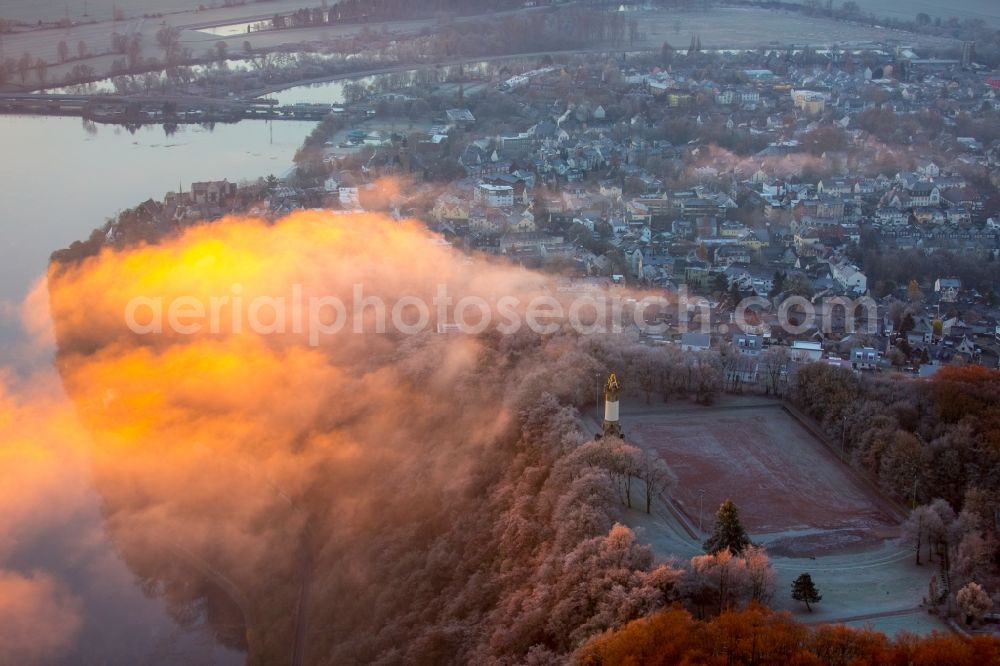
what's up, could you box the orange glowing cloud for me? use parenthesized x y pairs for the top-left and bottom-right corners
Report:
(0, 192), (719, 666)
(38, 210), (561, 660)
(47, 210), (563, 353)
(32, 208), (661, 662)
(0, 372), (93, 664)
(0, 570), (82, 665)
(0, 373), (92, 559)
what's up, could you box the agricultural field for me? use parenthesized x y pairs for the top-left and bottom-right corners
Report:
(0, 0), (328, 25)
(2, 4), (964, 92)
(788, 0), (1000, 27)
(633, 7), (961, 50)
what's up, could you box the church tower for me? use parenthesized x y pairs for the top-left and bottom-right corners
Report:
(602, 372), (622, 438)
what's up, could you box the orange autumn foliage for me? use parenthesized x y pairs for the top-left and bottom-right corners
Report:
(578, 604), (1000, 665)
(931, 365), (1000, 446)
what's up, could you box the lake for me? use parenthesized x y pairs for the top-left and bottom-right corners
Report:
(264, 78), (355, 105)
(0, 115), (316, 306)
(1, 64), (473, 315)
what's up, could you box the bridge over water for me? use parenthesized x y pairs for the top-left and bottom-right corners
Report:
(0, 92), (345, 123)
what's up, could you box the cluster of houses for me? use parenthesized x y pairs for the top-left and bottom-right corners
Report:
(119, 43), (1000, 378)
(541, 270), (1000, 385)
(372, 49), (1000, 374)
(408, 53), (999, 268)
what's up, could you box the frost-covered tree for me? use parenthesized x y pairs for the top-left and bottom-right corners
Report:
(953, 532), (990, 589)
(743, 545), (776, 604)
(903, 504), (933, 565)
(928, 498), (958, 556)
(576, 438), (643, 509)
(638, 449), (675, 515)
(686, 549), (749, 616)
(759, 346), (788, 397)
(956, 582), (993, 626)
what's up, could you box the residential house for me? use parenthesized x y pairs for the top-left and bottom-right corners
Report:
(908, 181), (941, 207)
(934, 277), (962, 302)
(906, 317), (935, 346)
(475, 183), (514, 208)
(831, 262), (868, 293)
(734, 333), (764, 356)
(681, 332), (712, 352)
(338, 174), (360, 209)
(191, 180), (237, 206)
(790, 340), (823, 362)
(432, 193), (470, 223)
(445, 108), (476, 128)
(850, 346), (880, 371)
(739, 230), (766, 253)
(500, 132), (534, 157)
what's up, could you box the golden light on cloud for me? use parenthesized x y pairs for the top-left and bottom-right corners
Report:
(0, 197), (748, 666)
(37, 209), (555, 661)
(0, 370), (92, 665)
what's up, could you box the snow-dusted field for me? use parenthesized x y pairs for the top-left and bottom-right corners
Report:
(617, 398), (947, 635)
(629, 501), (948, 633)
(629, 403), (900, 555)
(769, 539), (945, 630)
(789, 0), (1000, 28)
(4, 4), (963, 92)
(635, 7), (960, 50)
(842, 609), (949, 636)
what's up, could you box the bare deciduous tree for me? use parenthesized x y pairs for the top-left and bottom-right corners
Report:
(33, 58), (47, 85)
(16, 52), (31, 83)
(903, 505), (932, 565)
(638, 449), (675, 515)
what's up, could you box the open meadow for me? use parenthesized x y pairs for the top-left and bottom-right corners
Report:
(634, 6), (960, 49)
(608, 398), (947, 633)
(628, 402), (902, 555)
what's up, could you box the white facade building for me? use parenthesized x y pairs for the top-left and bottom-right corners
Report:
(831, 262), (868, 293)
(475, 183), (514, 208)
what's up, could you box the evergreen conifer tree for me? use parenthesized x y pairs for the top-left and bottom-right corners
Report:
(791, 573), (822, 611)
(703, 499), (752, 555)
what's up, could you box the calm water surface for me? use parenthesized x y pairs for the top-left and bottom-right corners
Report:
(0, 116), (316, 304)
